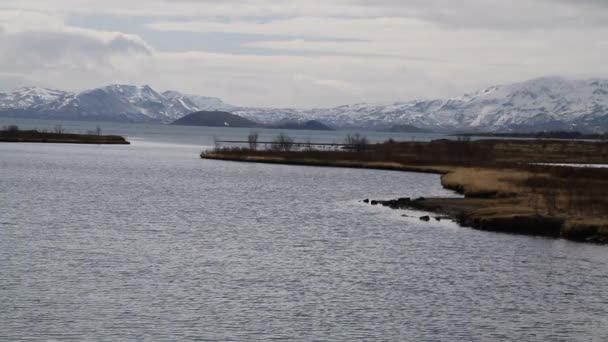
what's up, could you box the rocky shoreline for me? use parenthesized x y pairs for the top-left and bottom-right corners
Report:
(367, 196), (607, 244)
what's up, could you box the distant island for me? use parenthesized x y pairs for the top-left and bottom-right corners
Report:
(0, 126), (130, 144)
(172, 111), (334, 131)
(380, 124), (433, 133)
(172, 111), (261, 128)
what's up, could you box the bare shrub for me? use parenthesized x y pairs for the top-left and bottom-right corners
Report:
(344, 133), (369, 152)
(248, 131), (259, 151)
(272, 132), (294, 152)
(1, 125), (19, 132)
(304, 137), (314, 151)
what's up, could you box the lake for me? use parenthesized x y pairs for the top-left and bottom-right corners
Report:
(1, 119), (608, 341)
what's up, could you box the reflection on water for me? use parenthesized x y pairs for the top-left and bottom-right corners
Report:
(1, 127), (608, 341)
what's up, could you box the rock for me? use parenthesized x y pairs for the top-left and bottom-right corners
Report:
(420, 216), (431, 222)
(435, 217), (441, 221)
(396, 197), (411, 206)
(370, 200), (379, 205)
(382, 200), (398, 208)
(363, 199), (370, 203)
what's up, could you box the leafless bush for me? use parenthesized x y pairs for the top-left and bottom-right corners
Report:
(248, 131), (259, 151)
(1, 125), (19, 132)
(304, 137), (314, 151)
(344, 133), (369, 152)
(272, 132), (294, 152)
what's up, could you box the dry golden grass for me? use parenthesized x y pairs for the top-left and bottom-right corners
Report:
(466, 205), (537, 219)
(441, 167), (532, 196)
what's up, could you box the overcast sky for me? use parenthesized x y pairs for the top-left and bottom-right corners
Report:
(1, 0), (607, 107)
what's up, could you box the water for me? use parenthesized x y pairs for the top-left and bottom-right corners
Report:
(0, 117), (447, 147)
(1, 119), (608, 341)
(532, 163), (608, 169)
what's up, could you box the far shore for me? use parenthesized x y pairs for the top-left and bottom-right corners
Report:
(201, 138), (608, 244)
(0, 126), (130, 145)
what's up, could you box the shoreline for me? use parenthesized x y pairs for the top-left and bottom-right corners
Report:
(0, 129), (130, 145)
(200, 153), (450, 174)
(202, 152), (608, 244)
(0, 138), (130, 144)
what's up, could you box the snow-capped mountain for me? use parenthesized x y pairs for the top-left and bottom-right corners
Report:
(1, 77), (608, 132)
(233, 77), (608, 132)
(0, 85), (233, 123)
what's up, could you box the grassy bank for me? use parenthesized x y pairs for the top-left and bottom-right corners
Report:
(0, 126), (130, 144)
(202, 138), (608, 244)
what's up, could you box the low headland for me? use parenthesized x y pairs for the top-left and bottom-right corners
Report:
(202, 134), (608, 244)
(172, 111), (334, 131)
(0, 125), (130, 144)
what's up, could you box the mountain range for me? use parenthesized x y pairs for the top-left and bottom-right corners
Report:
(2, 77), (608, 132)
(0, 85), (233, 123)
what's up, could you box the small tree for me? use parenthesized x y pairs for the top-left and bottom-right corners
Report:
(304, 137), (314, 151)
(212, 135), (221, 152)
(248, 131), (259, 151)
(457, 135), (471, 142)
(344, 133), (369, 153)
(273, 132), (294, 152)
(54, 125), (64, 134)
(2, 125), (19, 132)
(96, 126), (102, 136)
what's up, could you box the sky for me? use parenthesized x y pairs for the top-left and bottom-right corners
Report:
(1, 0), (608, 108)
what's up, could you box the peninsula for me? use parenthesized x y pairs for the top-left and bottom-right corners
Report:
(202, 137), (608, 244)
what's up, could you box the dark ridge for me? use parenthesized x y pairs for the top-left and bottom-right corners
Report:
(172, 111), (261, 128)
(270, 120), (335, 131)
(380, 124), (434, 133)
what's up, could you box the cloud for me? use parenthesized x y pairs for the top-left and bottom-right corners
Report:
(1, 2), (608, 107)
(139, 51), (449, 107)
(4, 0), (608, 29)
(0, 10), (151, 90)
(146, 17), (433, 41)
(145, 15), (608, 73)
